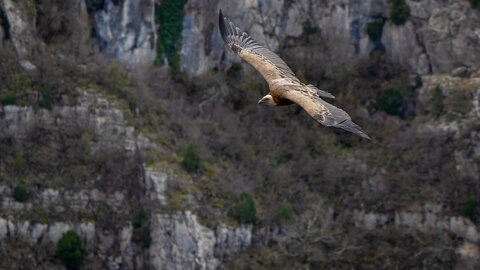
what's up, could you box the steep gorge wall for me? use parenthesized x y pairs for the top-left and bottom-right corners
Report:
(93, 0), (156, 65)
(1, 0), (479, 74)
(0, 0), (156, 66)
(1, 0), (480, 269)
(0, 0), (480, 75)
(180, 0), (480, 75)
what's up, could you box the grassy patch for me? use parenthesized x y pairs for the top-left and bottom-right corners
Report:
(12, 154), (26, 174)
(277, 202), (294, 221)
(168, 189), (186, 210)
(445, 89), (472, 116)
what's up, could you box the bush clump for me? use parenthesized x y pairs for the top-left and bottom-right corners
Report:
(235, 192), (256, 224)
(132, 210), (151, 248)
(462, 197), (478, 222)
(182, 142), (200, 173)
(56, 230), (86, 270)
(227, 63), (242, 77)
(155, 0), (188, 75)
(39, 86), (53, 110)
(13, 186), (28, 202)
(430, 85), (444, 117)
(376, 87), (410, 116)
(277, 202), (294, 221)
(367, 18), (386, 42)
(302, 20), (318, 35)
(12, 153), (26, 173)
(390, 0), (410, 25)
(1, 94), (17, 106)
(470, 0), (480, 8)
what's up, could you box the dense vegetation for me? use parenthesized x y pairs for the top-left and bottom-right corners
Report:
(154, 0), (188, 74)
(56, 230), (85, 270)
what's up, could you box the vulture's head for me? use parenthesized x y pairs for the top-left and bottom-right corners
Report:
(258, 94), (277, 106)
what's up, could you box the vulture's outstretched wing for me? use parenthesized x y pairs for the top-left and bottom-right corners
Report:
(219, 10), (369, 139)
(219, 10), (297, 82)
(284, 86), (370, 139)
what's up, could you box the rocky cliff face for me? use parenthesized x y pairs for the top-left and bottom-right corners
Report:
(1, 0), (480, 269)
(0, 89), (256, 269)
(93, 0), (157, 65)
(2, 0), (479, 74)
(0, 0), (156, 66)
(180, 0), (480, 75)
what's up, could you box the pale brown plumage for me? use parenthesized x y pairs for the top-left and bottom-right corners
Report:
(219, 10), (370, 139)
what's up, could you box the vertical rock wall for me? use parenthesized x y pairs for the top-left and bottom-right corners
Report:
(179, 0), (480, 75)
(93, 0), (156, 65)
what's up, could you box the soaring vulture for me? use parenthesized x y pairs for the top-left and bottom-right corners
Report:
(219, 10), (370, 139)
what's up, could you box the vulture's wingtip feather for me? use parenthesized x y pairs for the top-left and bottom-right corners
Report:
(336, 120), (371, 140)
(219, 9), (227, 42)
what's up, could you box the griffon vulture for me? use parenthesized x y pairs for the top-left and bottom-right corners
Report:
(219, 10), (370, 139)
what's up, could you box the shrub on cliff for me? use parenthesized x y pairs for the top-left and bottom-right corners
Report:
(132, 210), (151, 248)
(470, 0), (480, 8)
(430, 85), (444, 117)
(182, 142), (200, 173)
(56, 230), (85, 270)
(155, 0), (188, 75)
(12, 153), (26, 173)
(376, 87), (410, 116)
(235, 193), (256, 224)
(463, 197), (478, 222)
(1, 94), (17, 106)
(390, 0), (410, 25)
(13, 186), (28, 202)
(39, 86), (53, 110)
(277, 202), (294, 221)
(367, 18), (386, 42)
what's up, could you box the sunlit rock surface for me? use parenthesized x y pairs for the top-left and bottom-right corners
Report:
(0, 0), (38, 56)
(93, 0), (156, 65)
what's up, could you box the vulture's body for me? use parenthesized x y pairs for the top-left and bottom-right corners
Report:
(219, 10), (370, 139)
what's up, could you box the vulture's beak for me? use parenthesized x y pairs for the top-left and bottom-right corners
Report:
(258, 99), (265, 104)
